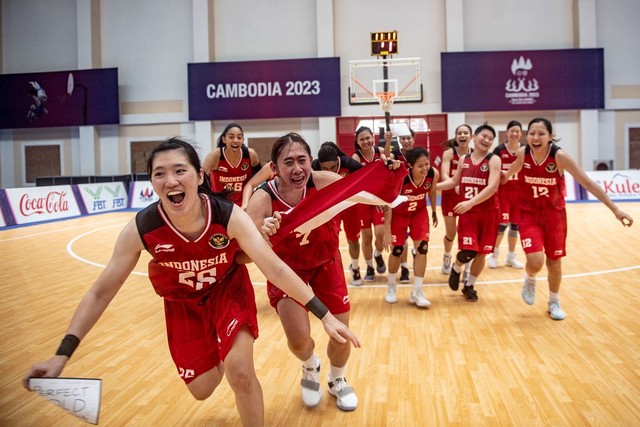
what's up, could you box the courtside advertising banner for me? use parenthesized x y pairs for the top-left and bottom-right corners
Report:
(129, 181), (159, 209)
(4, 186), (81, 225)
(188, 57), (341, 120)
(0, 68), (119, 129)
(585, 170), (640, 201)
(441, 49), (604, 112)
(76, 182), (129, 213)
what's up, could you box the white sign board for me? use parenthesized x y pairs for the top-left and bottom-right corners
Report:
(4, 186), (82, 224)
(584, 170), (640, 201)
(28, 377), (102, 424)
(76, 182), (128, 213)
(129, 181), (159, 209)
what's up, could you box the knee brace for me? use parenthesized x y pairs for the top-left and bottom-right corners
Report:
(456, 249), (477, 264)
(509, 223), (519, 238)
(498, 223), (509, 233)
(392, 245), (404, 257)
(416, 241), (429, 255)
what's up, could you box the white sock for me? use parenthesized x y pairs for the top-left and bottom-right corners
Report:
(388, 274), (397, 285)
(401, 262), (409, 269)
(466, 274), (477, 287)
(549, 291), (559, 303)
(373, 249), (381, 257)
(526, 274), (536, 284)
(351, 259), (359, 270)
(366, 259), (373, 267)
(329, 365), (346, 382)
(413, 277), (423, 291)
(302, 353), (320, 370)
(452, 263), (461, 273)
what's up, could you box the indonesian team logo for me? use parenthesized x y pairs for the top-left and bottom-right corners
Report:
(505, 56), (540, 106)
(209, 233), (230, 249)
(480, 163), (489, 172)
(241, 162), (249, 171)
(546, 163), (558, 173)
(424, 182), (432, 189)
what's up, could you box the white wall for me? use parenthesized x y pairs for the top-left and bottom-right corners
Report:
(1, 0), (639, 188)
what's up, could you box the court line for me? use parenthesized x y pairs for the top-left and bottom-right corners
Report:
(65, 224), (640, 285)
(0, 217), (128, 243)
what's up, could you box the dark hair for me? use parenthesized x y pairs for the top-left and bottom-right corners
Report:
(527, 117), (559, 143)
(405, 146), (430, 166)
(474, 122), (496, 137)
(217, 123), (244, 148)
(506, 120), (522, 131)
(146, 137), (213, 195)
(354, 126), (374, 151)
(442, 124), (473, 148)
(317, 141), (347, 163)
(271, 132), (312, 164)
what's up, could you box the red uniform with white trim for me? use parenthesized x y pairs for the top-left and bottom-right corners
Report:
(391, 168), (436, 245)
(259, 177), (350, 314)
(353, 148), (385, 228)
(518, 144), (567, 259)
(209, 145), (253, 205)
(441, 147), (471, 217)
(456, 153), (500, 254)
(136, 194), (258, 384)
(494, 142), (523, 224)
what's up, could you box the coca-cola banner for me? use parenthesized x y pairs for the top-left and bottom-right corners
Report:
(4, 186), (82, 225)
(584, 170), (640, 201)
(188, 57), (341, 121)
(0, 68), (119, 129)
(75, 182), (129, 214)
(441, 48), (604, 112)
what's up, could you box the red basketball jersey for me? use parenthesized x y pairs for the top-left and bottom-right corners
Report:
(210, 145), (253, 205)
(494, 143), (522, 192)
(520, 144), (566, 211)
(394, 167), (436, 217)
(136, 194), (246, 301)
(459, 153), (499, 212)
(260, 177), (340, 271)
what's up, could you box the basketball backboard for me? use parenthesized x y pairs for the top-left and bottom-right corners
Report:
(348, 57), (423, 105)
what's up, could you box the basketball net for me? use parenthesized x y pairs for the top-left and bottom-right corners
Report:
(376, 92), (395, 113)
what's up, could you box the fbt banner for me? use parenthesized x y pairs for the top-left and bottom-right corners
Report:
(441, 48), (604, 112)
(0, 68), (119, 129)
(584, 170), (640, 201)
(3, 186), (82, 225)
(188, 57), (341, 121)
(76, 182), (128, 213)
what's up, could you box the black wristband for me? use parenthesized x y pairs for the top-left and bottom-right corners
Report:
(56, 334), (80, 358)
(305, 296), (329, 320)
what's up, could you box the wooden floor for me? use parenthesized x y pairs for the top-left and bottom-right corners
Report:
(1, 202), (639, 426)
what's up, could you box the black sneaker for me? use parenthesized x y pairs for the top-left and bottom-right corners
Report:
(374, 254), (386, 274)
(350, 266), (362, 286)
(462, 285), (478, 302)
(448, 268), (461, 291)
(364, 266), (375, 281)
(399, 266), (410, 283)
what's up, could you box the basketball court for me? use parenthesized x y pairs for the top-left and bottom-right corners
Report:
(1, 202), (639, 426)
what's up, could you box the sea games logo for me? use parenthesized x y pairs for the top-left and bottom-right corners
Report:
(19, 191), (70, 216)
(505, 56), (539, 106)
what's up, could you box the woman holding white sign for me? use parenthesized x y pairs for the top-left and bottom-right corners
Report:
(23, 138), (359, 427)
(503, 117), (633, 320)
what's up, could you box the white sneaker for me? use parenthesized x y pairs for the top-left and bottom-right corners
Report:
(548, 301), (566, 320)
(487, 253), (498, 269)
(505, 254), (524, 269)
(408, 289), (431, 308)
(442, 254), (452, 274)
(328, 377), (358, 411)
(521, 277), (536, 305)
(301, 361), (322, 407)
(385, 283), (397, 304)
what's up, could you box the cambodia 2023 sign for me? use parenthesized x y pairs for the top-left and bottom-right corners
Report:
(441, 48), (604, 112)
(0, 68), (119, 129)
(188, 57), (341, 121)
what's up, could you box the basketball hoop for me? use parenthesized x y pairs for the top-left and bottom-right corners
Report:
(376, 92), (396, 113)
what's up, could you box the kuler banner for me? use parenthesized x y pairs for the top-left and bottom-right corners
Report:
(188, 57), (341, 121)
(441, 48), (604, 112)
(0, 68), (119, 129)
